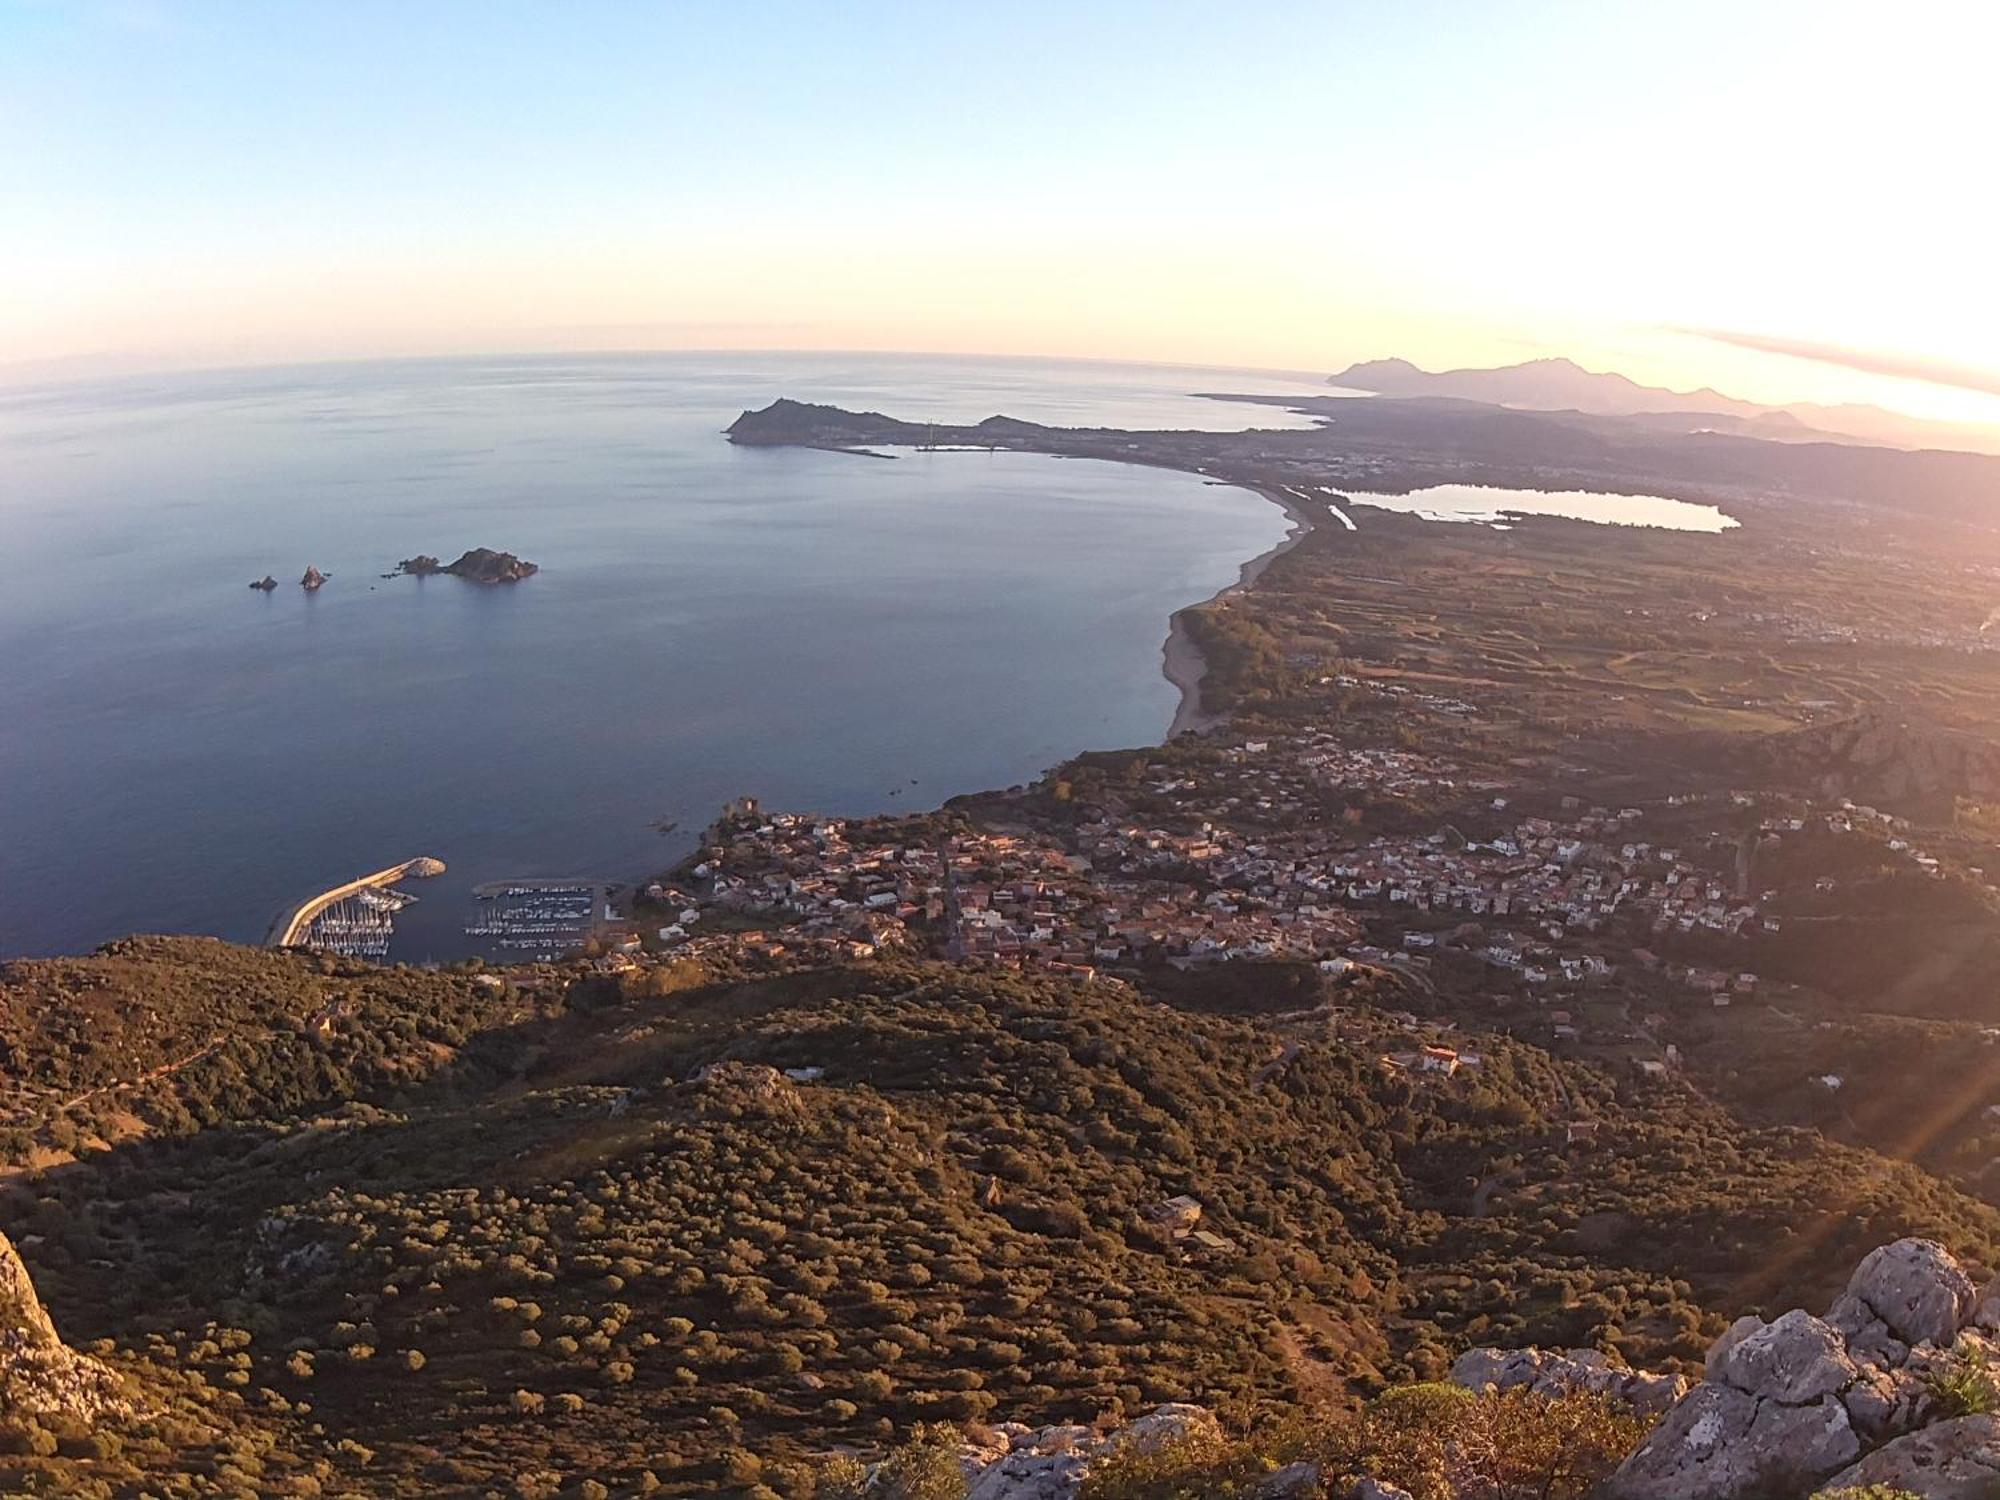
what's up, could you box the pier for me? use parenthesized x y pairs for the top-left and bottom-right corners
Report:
(269, 856), (447, 950)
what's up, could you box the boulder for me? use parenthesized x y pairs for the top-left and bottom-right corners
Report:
(1350, 1481), (1415, 1500)
(966, 1449), (1089, 1500)
(1605, 1382), (1860, 1500)
(1841, 1239), (1976, 1349)
(1109, 1403), (1221, 1456)
(1622, 1369), (1696, 1418)
(1706, 1314), (1766, 1380)
(1708, 1310), (1859, 1404)
(1813, 1413), (2000, 1498)
(1827, 1292), (1914, 1368)
(1970, 1276), (2000, 1337)
(1838, 1359), (1932, 1444)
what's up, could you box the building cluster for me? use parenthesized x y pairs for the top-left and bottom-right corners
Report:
(636, 724), (1800, 1004)
(1316, 807), (1771, 939)
(636, 726), (1815, 996)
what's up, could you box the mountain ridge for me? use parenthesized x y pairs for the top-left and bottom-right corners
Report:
(1330, 355), (2000, 455)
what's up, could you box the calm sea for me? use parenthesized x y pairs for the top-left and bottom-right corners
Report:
(0, 352), (1318, 958)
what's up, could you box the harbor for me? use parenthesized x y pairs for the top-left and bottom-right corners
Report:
(268, 856), (447, 955)
(463, 879), (616, 960)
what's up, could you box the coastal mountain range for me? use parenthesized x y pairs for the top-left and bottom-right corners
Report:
(1330, 355), (2000, 455)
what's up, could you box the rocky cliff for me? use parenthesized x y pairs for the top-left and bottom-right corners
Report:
(0, 1228), (128, 1425)
(1757, 711), (2000, 810)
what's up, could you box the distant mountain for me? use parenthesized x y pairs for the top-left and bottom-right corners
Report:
(1334, 356), (1767, 420)
(1331, 356), (2000, 455)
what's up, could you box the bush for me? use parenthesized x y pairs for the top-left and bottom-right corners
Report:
(871, 1422), (967, 1500)
(1926, 1340), (2000, 1417)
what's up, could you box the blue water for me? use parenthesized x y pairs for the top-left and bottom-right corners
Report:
(0, 352), (1312, 957)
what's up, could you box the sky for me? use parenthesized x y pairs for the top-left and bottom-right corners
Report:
(5, 0), (1999, 425)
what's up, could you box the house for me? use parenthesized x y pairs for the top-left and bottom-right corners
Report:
(1143, 1195), (1204, 1238)
(1417, 1045), (1461, 1076)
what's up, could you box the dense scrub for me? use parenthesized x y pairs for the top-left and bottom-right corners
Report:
(5, 953), (1999, 1494)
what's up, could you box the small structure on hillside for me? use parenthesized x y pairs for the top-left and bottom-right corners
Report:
(1142, 1195), (1204, 1238)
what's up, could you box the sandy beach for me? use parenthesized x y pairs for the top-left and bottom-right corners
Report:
(1163, 481), (1319, 738)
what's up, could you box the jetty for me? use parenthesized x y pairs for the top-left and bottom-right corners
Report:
(269, 856), (447, 949)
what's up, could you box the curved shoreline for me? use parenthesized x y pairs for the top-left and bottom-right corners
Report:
(1163, 482), (1317, 738)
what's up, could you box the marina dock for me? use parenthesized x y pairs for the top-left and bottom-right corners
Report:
(269, 856), (447, 951)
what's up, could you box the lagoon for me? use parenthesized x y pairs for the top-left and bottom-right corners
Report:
(1345, 482), (1737, 532)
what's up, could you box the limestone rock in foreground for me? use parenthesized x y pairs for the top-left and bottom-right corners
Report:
(0, 1229), (130, 1424)
(1606, 1236), (1982, 1500)
(1607, 1382), (1860, 1500)
(1845, 1238), (1979, 1348)
(1707, 1309), (1859, 1405)
(1813, 1413), (2000, 1498)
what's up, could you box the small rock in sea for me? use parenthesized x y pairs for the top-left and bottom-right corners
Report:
(249, 575), (278, 591)
(300, 567), (326, 590)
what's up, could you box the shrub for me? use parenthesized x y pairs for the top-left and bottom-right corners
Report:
(871, 1422), (967, 1500)
(1449, 1389), (1651, 1500)
(811, 1455), (869, 1500)
(1926, 1341), (2000, 1418)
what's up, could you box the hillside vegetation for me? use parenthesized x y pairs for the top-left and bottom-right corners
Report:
(3, 950), (1997, 1495)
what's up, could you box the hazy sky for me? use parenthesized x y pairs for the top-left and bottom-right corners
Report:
(5, 0), (1997, 421)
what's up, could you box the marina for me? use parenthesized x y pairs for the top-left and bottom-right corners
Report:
(268, 857), (447, 954)
(464, 880), (615, 960)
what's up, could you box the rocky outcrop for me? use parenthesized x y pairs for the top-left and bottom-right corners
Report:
(393, 548), (538, 582)
(300, 566), (326, 590)
(1756, 710), (2000, 809)
(961, 1405), (1221, 1500)
(1815, 1414), (2000, 1498)
(0, 1229), (130, 1423)
(1841, 1238), (1978, 1348)
(249, 574), (278, 591)
(1449, 1344), (1688, 1416)
(1606, 1237), (1987, 1500)
(1706, 1310), (1859, 1406)
(1608, 1383), (1860, 1500)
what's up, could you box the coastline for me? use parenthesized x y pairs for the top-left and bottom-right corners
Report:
(1163, 481), (1317, 738)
